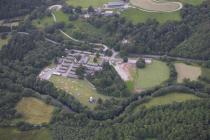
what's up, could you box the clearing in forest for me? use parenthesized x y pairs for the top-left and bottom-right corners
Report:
(50, 75), (110, 109)
(130, 0), (182, 12)
(0, 127), (52, 140)
(142, 92), (200, 108)
(16, 97), (54, 125)
(127, 60), (170, 92)
(175, 63), (201, 83)
(0, 36), (9, 49)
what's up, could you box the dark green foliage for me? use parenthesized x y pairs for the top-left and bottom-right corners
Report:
(76, 65), (86, 79)
(136, 58), (145, 68)
(88, 63), (130, 97)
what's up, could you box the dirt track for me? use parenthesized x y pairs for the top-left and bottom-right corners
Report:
(130, 0), (182, 12)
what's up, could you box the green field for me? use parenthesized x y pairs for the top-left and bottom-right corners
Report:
(121, 8), (181, 24)
(66, 0), (114, 8)
(175, 63), (201, 83)
(50, 75), (110, 109)
(0, 37), (9, 49)
(142, 92), (200, 108)
(165, 0), (205, 5)
(0, 127), (52, 140)
(201, 67), (210, 79)
(128, 60), (170, 91)
(33, 16), (54, 28)
(16, 97), (54, 125)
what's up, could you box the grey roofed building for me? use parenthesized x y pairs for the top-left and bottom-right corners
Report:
(106, 1), (125, 8)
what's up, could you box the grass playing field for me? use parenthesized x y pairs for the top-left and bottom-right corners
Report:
(121, 8), (181, 24)
(0, 127), (52, 140)
(66, 0), (114, 8)
(50, 75), (110, 109)
(128, 60), (170, 91)
(175, 63), (201, 83)
(142, 92), (200, 108)
(16, 97), (54, 125)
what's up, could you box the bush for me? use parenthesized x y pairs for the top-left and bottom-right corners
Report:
(136, 58), (145, 68)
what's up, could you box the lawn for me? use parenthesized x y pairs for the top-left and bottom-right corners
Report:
(16, 97), (54, 125)
(66, 0), (114, 8)
(128, 60), (170, 91)
(142, 92), (200, 108)
(121, 8), (181, 24)
(50, 75), (110, 109)
(0, 127), (52, 140)
(175, 63), (201, 83)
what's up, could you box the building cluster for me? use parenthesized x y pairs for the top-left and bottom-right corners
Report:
(56, 49), (105, 79)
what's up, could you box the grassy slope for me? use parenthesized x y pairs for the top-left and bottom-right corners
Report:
(121, 8), (181, 24)
(143, 92), (200, 108)
(33, 16), (54, 28)
(66, 0), (114, 8)
(130, 60), (169, 90)
(201, 67), (210, 79)
(0, 128), (52, 140)
(16, 97), (54, 125)
(175, 63), (201, 83)
(50, 75), (110, 109)
(0, 37), (9, 49)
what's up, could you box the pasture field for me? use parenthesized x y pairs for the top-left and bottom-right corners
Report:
(129, 60), (169, 91)
(50, 75), (110, 109)
(66, 0), (113, 8)
(130, 0), (182, 12)
(16, 97), (54, 125)
(121, 8), (181, 24)
(0, 127), (52, 140)
(175, 63), (201, 83)
(142, 92), (200, 108)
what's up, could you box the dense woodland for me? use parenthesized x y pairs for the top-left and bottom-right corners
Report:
(0, 0), (59, 19)
(88, 63), (130, 97)
(0, 0), (210, 140)
(85, 1), (210, 60)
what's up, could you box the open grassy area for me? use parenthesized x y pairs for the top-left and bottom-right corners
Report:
(16, 97), (54, 125)
(128, 60), (169, 91)
(121, 8), (181, 24)
(0, 127), (52, 140)
(66, 0), (114, 8)
(0, 37), (9, 49)
(165, 0), (205, 5)
(142, 92), (200, 108)
(175, 63), (201, 83)
(201, 67), (210, 79)
(50, 75), (110, 109)
(33, 16), (54, 28)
